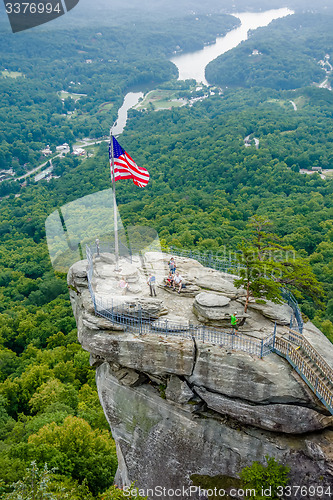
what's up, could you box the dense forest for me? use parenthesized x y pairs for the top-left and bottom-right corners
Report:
(0, 13), (238, 175)
(1, 83), (333, 494)
(1, 3), (333, 497)
(206, 12), (333, 90)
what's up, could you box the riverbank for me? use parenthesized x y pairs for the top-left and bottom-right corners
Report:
(171, 8), (294, 84)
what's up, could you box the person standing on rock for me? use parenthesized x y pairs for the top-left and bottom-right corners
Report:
(230, 312), (239, 334)
(168, 257), (176, 274)
(147, 274), (157, 297)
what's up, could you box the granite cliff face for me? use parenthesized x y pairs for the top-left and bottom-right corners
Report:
(68, 253), (333, 499)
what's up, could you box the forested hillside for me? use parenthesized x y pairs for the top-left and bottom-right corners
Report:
(0, 13), (237, 176)
(206, 13), (333, 89)
(1, 4), (333, 497)
(0, 11), (239, 498)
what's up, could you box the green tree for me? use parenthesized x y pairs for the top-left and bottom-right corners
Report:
(240, 456), (290, 499)
(3, 461), (57, 500)
(27, 416), (117, 495)
(28, 379), (78, 414)
(100, 483), (148, 500)
(235, 243), (282, 313)
(234, 216), (324, 313)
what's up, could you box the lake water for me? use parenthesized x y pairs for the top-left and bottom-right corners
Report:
(170, 8), (294, 84)
(113, 8), (294, 134)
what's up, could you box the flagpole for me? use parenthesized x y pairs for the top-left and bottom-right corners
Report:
(110, 128), (120, 272)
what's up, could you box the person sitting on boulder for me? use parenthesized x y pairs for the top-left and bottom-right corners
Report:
(230, 312), (239, 334)
(118, 277), (129, 295)
(173, 272), (183, 294)
(165, 271), (174, 288)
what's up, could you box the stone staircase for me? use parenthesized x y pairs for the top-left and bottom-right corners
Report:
(274, 329), (333, 415)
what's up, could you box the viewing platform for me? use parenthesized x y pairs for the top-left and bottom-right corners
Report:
(68, 243), (333, 415)
(68, 247), (333, 492)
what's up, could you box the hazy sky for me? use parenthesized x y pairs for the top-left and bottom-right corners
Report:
(75, 0), (331, 14)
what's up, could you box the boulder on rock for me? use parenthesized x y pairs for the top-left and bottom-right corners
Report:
(68, 254), (333, 495)
(187, 269), (245, 298)
(240, 299), (293, 325)
(193, 293), (246, 326)
(195, 292), (231, 308)
(165, 375), (194, 404)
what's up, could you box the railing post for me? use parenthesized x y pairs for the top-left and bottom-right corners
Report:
(273, 322), (277, 351)
(137, 305), (141, 335)
(328, 394), (332, 408)
(260, 339), (264, 358)
(314, 377), (319, 394)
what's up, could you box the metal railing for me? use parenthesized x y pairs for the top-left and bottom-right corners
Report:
(274, 336), (333, 415)
(281, 289), (304, 334)
(284, 329), (333, 385)
(169, 246), (243, 274)
(94, 297), (273, 358)
(86, 243), (333, 411)
(86, 244), (274, 358)
(169, 246), (303, 334)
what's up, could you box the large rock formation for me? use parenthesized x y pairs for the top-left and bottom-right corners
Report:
(68, 253), (333, 499)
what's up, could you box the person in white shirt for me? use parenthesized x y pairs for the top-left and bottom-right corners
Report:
(173, 272), (183, 294)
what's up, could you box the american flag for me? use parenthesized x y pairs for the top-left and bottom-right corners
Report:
(109, 136), (150, 188)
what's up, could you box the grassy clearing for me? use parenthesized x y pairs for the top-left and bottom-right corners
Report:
(266, 98), (291, 109)
(267, 95), (308, 110)
(2, 70), (23, 78)
(280, 130), (296, 135)
(293, 95), (308, 108)
(59, 91), (87, 100)
(98, 102), (115, 113)
(135, 89), (186, 111)
(323, 169), (333, 178)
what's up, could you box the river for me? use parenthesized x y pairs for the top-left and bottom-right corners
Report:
(112, 91), (144, 136)
(112, 8), (294, 133)
(170, 8), (294, 84)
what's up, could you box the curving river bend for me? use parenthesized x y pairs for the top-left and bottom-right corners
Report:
(113, 8), (294, 134)
(171, 8), (293, 84)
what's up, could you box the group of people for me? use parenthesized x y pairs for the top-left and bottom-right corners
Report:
(165, 270), (184, 293)
(147, 257), (184, 297)
(119, 257), (240, 333)
(165, 257), (184, 293)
